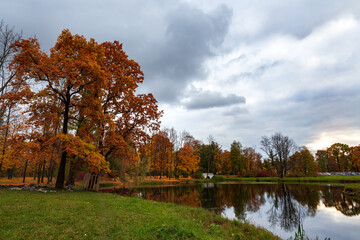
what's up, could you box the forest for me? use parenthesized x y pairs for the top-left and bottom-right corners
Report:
(1, 25), (360, 189)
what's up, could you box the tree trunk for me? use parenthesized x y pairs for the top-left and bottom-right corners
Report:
(1, 107), (12, 178)
(47, 128), (58, 184)
(47, 159), (53, 184)
(37, 162), (42, 184)
(7, 168), (13, 179)
(66, 160), (74, 186)
(41, 160), (46, 183)
(50, 162), (55, 182)
(23, 160), (28, 183)
(55, 100), (70, 189)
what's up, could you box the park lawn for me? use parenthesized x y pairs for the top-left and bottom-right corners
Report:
(0, 190), (279, 240)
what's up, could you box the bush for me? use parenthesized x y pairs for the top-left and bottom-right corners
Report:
(194, 171), (204, 179)
(182, 172), (189, 178)
(256, 170), (277, 177)
(213, 175), (225, 181)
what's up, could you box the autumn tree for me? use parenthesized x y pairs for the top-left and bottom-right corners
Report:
(349, 145), (360, 172)
(317, 144), (358, 172)
(243, 147), (263, 174)
(327, 143), (350, 172)
(289, 146), (317, 176)
(230, 140), (245, 175)
(177, 142), (200, 176)
(146, 131), (172, 178)
(9, 30), (161, 188)
(215, 150), (232, 174)
(96, 41), (162, 167)
(316, 150), (329, 172)
(164, 127), (180, 178)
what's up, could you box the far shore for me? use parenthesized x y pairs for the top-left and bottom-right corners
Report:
(2, 175), (360, 198)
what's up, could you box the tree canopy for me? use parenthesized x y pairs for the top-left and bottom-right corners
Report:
(2, 29), (162, 188)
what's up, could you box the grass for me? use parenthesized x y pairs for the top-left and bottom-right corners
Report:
(0, 190), (279, 240)
(221, 175), (360, 183)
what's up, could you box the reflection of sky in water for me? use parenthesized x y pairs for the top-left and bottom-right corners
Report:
(222, 197), (360, 240)
(116, 184), (360, 240)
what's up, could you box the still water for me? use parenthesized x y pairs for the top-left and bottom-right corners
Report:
(112, 182), (360, 239)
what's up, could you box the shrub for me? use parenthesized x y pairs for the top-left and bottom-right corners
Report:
(213, 175), (225, 181)
(256, 170), (276, 177)
(194, 171), (204, 179)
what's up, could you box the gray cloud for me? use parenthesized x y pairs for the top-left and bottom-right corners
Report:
(223, 106), (249, 116)
(139, 4), (232, 102)
(233, 0), (360, 41)
(0, 1), (232, 104)
(1, 0), (360, 151)
(234, 60), (282, 82)
(183, 91), (245, 110)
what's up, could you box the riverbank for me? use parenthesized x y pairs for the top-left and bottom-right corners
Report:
(128, 175), (360, 199)
(0, 189), (279, 240)
(220, 175), (360, 183)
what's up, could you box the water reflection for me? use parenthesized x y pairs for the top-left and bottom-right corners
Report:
(111, 183), (360, 239)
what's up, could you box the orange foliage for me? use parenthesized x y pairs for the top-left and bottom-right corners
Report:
(177, 142), (200, 174)
(5, 29), (161, 186)
(350, 145), (360, 172)
(57, 134), (109, 174)
(146, 131), (172, 177)
(215, 150), (232, 174)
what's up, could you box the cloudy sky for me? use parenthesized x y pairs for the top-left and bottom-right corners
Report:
(2, 0), (360, 151)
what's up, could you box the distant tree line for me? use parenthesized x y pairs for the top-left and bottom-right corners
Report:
(138, 130), (360, 179)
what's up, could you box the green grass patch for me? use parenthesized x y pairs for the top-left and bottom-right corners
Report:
(0, 190), (279, 240)
(221, 175), (360, 184)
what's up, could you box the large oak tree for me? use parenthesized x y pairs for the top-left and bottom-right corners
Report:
(9, 30), (162, 188)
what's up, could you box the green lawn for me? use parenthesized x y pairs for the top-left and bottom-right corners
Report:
(221, 175), (360, 183)
(0, 190), (279, 240)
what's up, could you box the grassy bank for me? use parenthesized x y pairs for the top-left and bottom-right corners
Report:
(0, 190), (279, 240)
(220, 175), (360, 183)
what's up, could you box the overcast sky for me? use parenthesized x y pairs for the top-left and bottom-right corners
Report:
(2, 0), (360, 151)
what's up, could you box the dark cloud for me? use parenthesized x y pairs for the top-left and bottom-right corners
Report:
(1, 0), (360, 150)
(183, 90), (245, 110)
(0, 1), (233, 103)
(139, 4), (233, 102)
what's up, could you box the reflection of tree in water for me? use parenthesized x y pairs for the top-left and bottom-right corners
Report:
(290, 185), (320, 217)
(114, 185), (202, 208)
(321, 186), (360, 216)
(267, 184), (303, 232)
(198, 183), (223, 213)
(230, 184), (269, 221)
(113, 182), (360, 231)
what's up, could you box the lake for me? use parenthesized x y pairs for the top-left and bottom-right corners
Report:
(112, 182), (360, 239)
